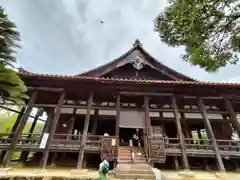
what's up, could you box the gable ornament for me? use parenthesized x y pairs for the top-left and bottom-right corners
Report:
(117, 56), (145, 70)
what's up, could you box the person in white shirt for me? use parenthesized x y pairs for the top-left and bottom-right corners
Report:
(232, 132), (240, 141)
(132, 132), (139, 146)
(231, 132), (240, 151)
(103, 133), (109, 136)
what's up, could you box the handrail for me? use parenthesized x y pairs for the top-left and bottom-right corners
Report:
(129, 139), (134, 163)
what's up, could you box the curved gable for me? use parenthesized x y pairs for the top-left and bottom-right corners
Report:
(79, 39), (195, 81)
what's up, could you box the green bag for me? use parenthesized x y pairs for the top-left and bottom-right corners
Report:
(102, 162), (109, 175)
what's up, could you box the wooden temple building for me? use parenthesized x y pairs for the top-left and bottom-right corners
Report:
(1, 39), (240, 171)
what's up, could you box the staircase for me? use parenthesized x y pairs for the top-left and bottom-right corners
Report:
(116, 146), (155, 179)
(149, 136), (166, 164)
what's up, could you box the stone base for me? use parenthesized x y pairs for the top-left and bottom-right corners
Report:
(215, 172), (228, 180)
(32, 169), (46, 174)
(70, 169), (88, 174)
(0, 168), (12, 172)
(178, 170), (194, 178)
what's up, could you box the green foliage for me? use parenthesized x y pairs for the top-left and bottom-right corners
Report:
(0, 113), (18, 133)
(154, 0), (240, 72)
(0, 109), (43, 134)
(0, 6), (28, 102)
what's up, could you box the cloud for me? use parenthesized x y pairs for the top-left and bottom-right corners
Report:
(1, 0), (240, 82)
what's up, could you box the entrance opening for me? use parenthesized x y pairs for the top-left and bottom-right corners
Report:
(119, 128), (144, 147)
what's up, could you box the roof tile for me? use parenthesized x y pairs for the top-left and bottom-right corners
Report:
(17, 72), (240, 87)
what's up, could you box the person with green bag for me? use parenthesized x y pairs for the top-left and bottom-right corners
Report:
(98, 159), (109, 180)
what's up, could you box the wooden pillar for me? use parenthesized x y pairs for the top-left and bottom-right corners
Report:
(2, 91), (38, 167)
(115, 94), (120, 161)
(144, 96), (152, 136)
(25, 108), (44, 142)
(224, 97), (240, 136)
(50, 152), (58, 166)
(67, 108), (77, 139)
(20, 109), (42, 163)
(174, 157), (179, 170)
(40, 108), (54, 141)
(39, 92), (65, 168)
(67, 117), (75, 139)
(172, 95), (189, 169)
(10, 107), (26, 138)
(77, 92), (94, 168)
(204, 159), (210, 170)
(143, 96), (151, 157)
(91, 109), (99, 134)
(181, 112), (191, 144)
(197, 97), (225, 171)
(115, 94), (120, 137)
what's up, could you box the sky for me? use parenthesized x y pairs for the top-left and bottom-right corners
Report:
(1, 0), (240, 82)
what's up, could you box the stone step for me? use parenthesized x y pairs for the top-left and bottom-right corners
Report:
(118, 156), (146, 161)
(118, 148), (130, 151)
(116, 169), (153, 174)
(118, 151), (131, 155)
(118, 151), (130, 154)
(118, 156), (146, 160)
(118, 152), (144, 156)
(116, 173), (155, 179)
(118, 159), (147, 163)
(119, 153), (145, 156)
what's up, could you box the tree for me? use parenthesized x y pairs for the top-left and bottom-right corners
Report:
(154, 0), (240, 72)
(0, 6), (28, 102)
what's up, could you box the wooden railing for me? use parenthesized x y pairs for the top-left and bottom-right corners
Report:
(51, 134), (103, 151)
(184, 138), (213, 150)
(217, 139), (240, 152)
(0, 133), (42, 145)
(148, 137), (240, 158)
(0, 133), (117, 156)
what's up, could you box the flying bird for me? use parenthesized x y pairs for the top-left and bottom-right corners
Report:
(100, 20), (104, 24)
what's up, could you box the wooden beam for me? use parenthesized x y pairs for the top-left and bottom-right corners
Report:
(172, 95), (189, 169)
(27, 87), (64, 92)
(183, 96), (224, 100)
(120, 91), (172, 96)
(39, 92), (65, 168)
(119, 92), (236, 99)
(2, 91), (38, 167)
(77, 92), (94, 168)
(224, 97), (240, 136)
(197, 97), (225, 171)
(32, 104), (228, 114)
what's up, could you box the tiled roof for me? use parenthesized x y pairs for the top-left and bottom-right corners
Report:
(17, 72), (240, 87)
